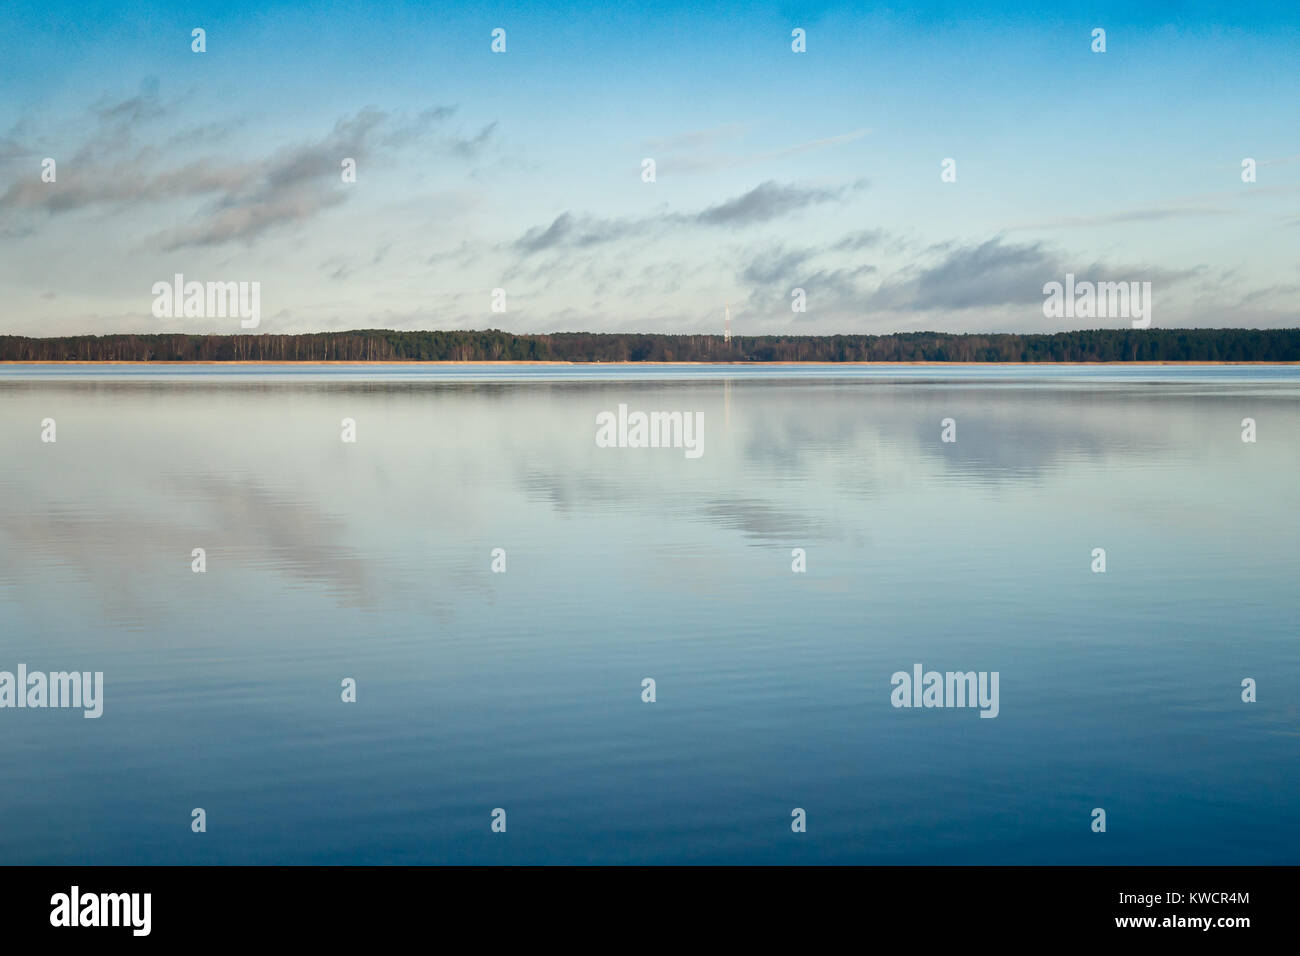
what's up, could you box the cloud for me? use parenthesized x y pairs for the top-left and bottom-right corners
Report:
(729, 232), (1210, 329)
(865, 237), (1204, 314)
(513, 179), (867, 255)
(696, 179), (864, 226)
(741, 245), (816, 284)
(151, 108), (388, 249)
(732, 228), (888, 320)
(869, 237), (1058, 311)
(380, 105), (457, 148)
(0, 95), (478, 250)
(450, 121), (498, 158)
(157, 189), (350, 250)
(93, 89), (165, 125)
(1, 154), (253, 212)
(739, 239), (877, 317)
(513, 211), (644, 254)
(833, 228), (885, 251)
(70, 84), (171, 164)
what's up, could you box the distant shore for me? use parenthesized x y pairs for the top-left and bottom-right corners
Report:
(2, 360), (1297, 366)
(4, 329), (1298, 363)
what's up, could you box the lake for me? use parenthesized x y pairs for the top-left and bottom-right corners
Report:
(0, 364), (1297, 864)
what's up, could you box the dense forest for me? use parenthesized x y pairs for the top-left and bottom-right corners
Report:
(1, 328), (1298, 362)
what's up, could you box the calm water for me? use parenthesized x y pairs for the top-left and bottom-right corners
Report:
(0, 364), (1297, 865)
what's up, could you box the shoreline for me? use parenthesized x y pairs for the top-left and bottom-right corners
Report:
(2, 360), (1298, 367)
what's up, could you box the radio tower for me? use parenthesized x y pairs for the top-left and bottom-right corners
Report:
(724, 302), (732, 343)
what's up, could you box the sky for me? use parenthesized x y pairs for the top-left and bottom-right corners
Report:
(1, 1), (1298, 337)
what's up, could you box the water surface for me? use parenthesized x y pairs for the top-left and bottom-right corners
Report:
(1, 365), (1296, 864)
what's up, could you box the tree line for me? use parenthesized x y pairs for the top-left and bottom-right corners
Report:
(1, 328), (1297, 362)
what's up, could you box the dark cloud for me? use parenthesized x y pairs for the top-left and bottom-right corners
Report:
(833, 228), (884, 250)
(741, 260), (877, 318)
(70, 85), (173, 164)
(450, 121), (497, 158)
(741, 245), (815, 284)
(514, 211), (643, 253)
(380, 105), (457, 148)
(94, 90), (165, 125)
(737, 230), (884, 315)
(0, 94), (480, 250)
(868, 237), (1061, 311)
(513, 178), (867, 255)
(865, 237), (1203, 314)
(153, 109), (389, 249)
(696, 179), (864, 226)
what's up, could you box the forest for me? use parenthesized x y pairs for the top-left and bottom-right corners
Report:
(1, 328), (1297, 362)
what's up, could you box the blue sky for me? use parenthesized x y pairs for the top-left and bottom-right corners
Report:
(2, 1), (1298, 335)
